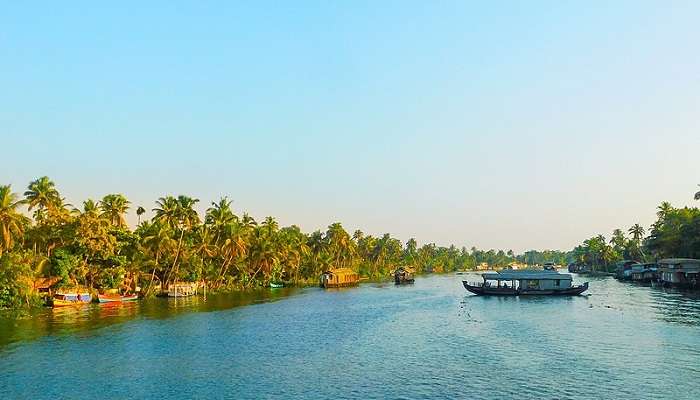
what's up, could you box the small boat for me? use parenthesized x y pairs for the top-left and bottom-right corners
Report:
(97, 293), (139, 303)
(51, 292), (92, 307)
(463, 269), (589, 296)
(270, 282), (284, 288)
(393, 266), (415, 285)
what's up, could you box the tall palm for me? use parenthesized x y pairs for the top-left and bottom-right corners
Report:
(628, 224), (645, 243)
(0, 185), (27, 256)
(24, 176), (61, 221)
(153, 195), (200, 284)
(136, 206), (146, 225)
(657, 201), (673, 218)
(100, 194), (130, 227)
(141, 222), (176, 294)
(205, 197), (237, 244)
(695, 184), (700, 201)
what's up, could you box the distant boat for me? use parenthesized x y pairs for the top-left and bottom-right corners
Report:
(270, 282), (284, 288)
(320, 268), (360, 288)
(97, 293), (139, 303)
(393, 266), (415, 285)
(463, 269), (588, 296)
(51, 292), (92, 307)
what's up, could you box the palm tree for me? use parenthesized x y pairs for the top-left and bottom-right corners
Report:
(628, 224), (645, 243)
(24, 176), (61, 222)
(136, 206), (146, 225)
(153, 195), (200, 284)
(0, 185), (27, 256)
(205, 197), (237, 244)
(141, 222), (176, 294)
(82, 199), (100, 214)
(100, 194), (130, 227)
(657, 201), (673, 218)
(695, 184), (700, 201)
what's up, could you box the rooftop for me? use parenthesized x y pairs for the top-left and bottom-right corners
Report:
(483, 269), (572, 281)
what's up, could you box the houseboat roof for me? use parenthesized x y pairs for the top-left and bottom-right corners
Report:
(658, 258), (700, 265)
(323, 268), (357, 275)
(483, 270), (572, 281)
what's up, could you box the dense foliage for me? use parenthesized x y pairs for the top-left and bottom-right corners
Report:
(570, 200), (700, 271)
(1, 177), (549, 308)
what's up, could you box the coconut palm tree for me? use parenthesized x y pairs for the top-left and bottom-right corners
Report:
(153, 195), (200, 284)
(205, 197), (237, 245)
(628, 224), (645, 243)
(24, 176), (61, 222)
(100, 194), (130, 227)
(0, 185), (27, 256)
(136, 206), (146, 225)
(695, 184), (700, 201)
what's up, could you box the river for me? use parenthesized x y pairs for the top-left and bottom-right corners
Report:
(1, 273), (699, 399)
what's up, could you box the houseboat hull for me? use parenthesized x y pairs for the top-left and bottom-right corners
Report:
(463, 281), (588, 296)
(51, 294), (92, 307)
(97, 294), (139, 303)
(321, 282), (359, 288)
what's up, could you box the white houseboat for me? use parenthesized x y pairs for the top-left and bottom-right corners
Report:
(463, 269), (588, 296)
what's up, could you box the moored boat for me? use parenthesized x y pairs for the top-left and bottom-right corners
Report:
(51, 292), (92, 307)
(463, 269), (588, 296)
(320, 268), (360, 288)
(97, 293), (139, 303)
(270, 282), (284, 288)
(393, 266), (415, 285)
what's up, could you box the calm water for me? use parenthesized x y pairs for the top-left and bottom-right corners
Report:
(1, 273), (700, 399)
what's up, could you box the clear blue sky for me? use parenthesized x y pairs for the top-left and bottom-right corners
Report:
(2, 1), (699, 252)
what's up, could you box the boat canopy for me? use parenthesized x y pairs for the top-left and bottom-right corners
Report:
(482, 270), (572, 281)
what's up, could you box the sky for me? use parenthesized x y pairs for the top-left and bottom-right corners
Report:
(1, 1), (699, 253)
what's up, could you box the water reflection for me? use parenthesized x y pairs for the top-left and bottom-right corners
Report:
(0, 287), (303, 349)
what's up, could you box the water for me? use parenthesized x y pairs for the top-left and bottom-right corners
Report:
(1, 273), (699, 399)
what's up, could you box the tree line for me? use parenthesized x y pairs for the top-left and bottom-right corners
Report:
(571, 192), (700, 271)
(1, 177), (562, 308)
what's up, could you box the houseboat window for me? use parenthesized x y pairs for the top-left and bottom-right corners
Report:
(527, 280), (539, 288)
(554, 279), (560, 286)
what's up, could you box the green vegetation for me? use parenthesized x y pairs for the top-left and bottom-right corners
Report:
(571, 192), (700, 271)
(1, 177), (560, 309)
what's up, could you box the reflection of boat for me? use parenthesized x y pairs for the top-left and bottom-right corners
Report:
(270, 282), (284, 288)
(97, 293), (139, 303)
(463, 269), (589, 296)
(52, 292), (92, 307)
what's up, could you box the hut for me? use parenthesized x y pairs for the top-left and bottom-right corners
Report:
(33, 276), (61, 296)
(394, 266), (415, 285)
(162, 282), (198, 297)
(320, 268), (360, 288)
(657, 259), (700, 288)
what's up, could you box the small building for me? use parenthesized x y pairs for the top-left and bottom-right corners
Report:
(163, 282), (198, 297)
(320, 268), (360, 288)
(33, 276), (62, 296)
(657, 259), (700, 288)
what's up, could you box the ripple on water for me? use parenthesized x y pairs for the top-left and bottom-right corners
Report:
(1, 274), (699, 399)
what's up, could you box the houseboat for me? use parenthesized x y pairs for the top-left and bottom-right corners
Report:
(320, 268), (360, 288)
(393, 266), (415, 285)
(657, 258), (700, 288)
(615, 260), (642, 280)
(630, 263), (657, 283)
(463, 269), (589, 296)
(51, 292), (92, 307)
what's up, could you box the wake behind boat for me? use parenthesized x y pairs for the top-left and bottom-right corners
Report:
(463, 268), (589, 296)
